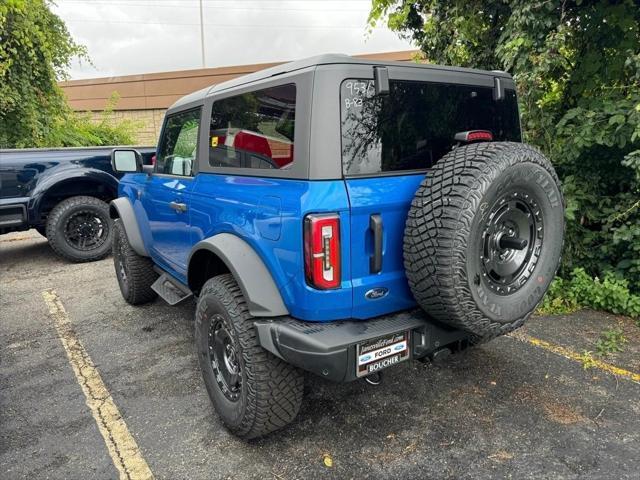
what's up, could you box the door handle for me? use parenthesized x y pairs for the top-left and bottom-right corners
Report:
(169, 201), (187, 213)
(369, 214), (383, 274)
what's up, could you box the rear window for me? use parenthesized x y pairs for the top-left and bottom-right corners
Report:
(340, 79), (521, 176)
(209, 84), (296, 170)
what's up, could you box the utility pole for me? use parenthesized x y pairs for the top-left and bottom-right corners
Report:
(199, 0), (206, 68)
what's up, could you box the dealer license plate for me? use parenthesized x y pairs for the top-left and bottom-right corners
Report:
(356, 331), (410, 378)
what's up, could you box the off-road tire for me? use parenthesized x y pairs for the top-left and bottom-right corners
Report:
(112, 219), (158, 305)
(46, 196), (112, 262)
(195, 274), (304, 439)
(404, 142), (564, 341)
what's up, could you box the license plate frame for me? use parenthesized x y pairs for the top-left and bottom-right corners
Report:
(356, 331), (410, 378)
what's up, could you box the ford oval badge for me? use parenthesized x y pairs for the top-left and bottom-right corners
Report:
(365, 287), (389, 300)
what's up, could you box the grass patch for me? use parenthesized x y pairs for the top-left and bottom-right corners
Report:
(578, 350), (597, 370)
(595, 328), (627, 356)
(538, 268), (640, 319)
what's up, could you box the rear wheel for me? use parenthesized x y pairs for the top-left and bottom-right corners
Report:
(46, 196), (112, 262)
(195, 274), (303, 439)
(404, 142), (564, 340)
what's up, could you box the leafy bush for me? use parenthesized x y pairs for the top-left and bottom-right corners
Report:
(0, 0), (85, 148)
(0, 1), (139, 148)
(43, 94), (141, 147)
(369, 1), (640, 292)
(538, 268), (640, 319)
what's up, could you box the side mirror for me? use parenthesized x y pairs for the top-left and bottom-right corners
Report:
(111, 148), (142, 173)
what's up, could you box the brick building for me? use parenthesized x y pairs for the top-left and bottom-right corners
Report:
(59, 50), (419, 145)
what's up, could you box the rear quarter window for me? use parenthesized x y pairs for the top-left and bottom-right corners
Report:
(209, 84), (296, 170)
(340, 79), (521, 176)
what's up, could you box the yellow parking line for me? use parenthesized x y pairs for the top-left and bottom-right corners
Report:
(0, 235), (37, 243)
(510, 331), (640, 384)
(42, 289), (154, 480)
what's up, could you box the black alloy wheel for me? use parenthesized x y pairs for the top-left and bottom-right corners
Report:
(63, 210), (109, 251)
(208, 314), (242, 402)
(480, 190), (543, 296)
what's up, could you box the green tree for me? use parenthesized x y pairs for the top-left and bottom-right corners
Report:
(370, 0), (640, 290)
(0, 0), (138, 147)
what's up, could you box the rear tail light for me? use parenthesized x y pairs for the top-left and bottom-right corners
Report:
(304, 213), (341, 289)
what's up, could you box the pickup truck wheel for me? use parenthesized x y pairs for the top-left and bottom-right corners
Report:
(195, 274), (303, 439)
(112, 219), (158, 305)
(404, 142), (564, 341)
(46, 196), (112, 262)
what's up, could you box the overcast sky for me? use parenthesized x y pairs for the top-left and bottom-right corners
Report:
(51, 0), (414, 80)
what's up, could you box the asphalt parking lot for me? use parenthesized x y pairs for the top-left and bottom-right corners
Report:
(2, 231), (640, 480)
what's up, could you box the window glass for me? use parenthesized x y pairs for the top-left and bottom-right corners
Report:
(156, 108), (201, 176)
(341, 79), (521, 175)
(209, 84), (296, 170)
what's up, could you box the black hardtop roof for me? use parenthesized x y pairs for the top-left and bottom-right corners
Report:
(168, 54), (512, 111)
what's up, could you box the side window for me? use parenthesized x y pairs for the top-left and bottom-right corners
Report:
(156, 108), (201, 176)
(209, 84), (296, 170)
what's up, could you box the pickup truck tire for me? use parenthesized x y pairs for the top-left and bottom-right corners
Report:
(195, 274), (303, 439)
(46, 196), (112, 262)
(404, 142), (564, 341)
(112, 219), (158, 305)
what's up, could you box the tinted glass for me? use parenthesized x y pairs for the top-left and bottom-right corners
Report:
(156, 108), (201, 176)
(341, 79), (521, 175)
(209, 84), (296, 170)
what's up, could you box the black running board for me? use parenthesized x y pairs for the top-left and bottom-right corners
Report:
(151, 271), (193, 305)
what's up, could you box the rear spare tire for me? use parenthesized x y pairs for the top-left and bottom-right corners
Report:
(404, 142), (564, 340)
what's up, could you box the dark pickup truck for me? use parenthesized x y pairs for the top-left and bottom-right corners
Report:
(0, 146), (154, 262)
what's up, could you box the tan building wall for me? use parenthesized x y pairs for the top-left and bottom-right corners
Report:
(61, 50), (420, 145)
(89, 109), (166, 145)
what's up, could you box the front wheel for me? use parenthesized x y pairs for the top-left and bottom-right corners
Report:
(112, 219), (158, 305)
(195, 274), (303, 439)
(46, 196), (112, 262)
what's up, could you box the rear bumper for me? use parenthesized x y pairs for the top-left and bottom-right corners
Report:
(254, 310), (470, 382)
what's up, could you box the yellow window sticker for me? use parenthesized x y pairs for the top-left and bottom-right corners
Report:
(211, 136), (219, 147)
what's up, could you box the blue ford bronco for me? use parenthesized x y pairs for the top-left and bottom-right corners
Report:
(109, 55), (564, 439)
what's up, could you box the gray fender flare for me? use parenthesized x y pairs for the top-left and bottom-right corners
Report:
(189, 234), (288, 317)
(109, 198), (148, 257)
